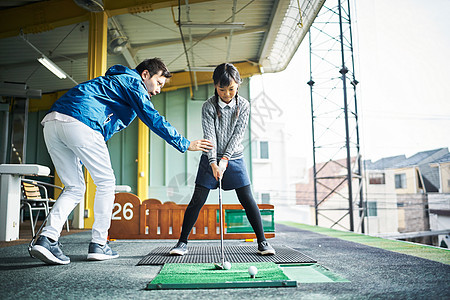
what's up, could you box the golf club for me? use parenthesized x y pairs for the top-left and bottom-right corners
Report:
(214, 178), (225, 270)
(27, 207), (51, 258)
(27, 186), (65, 258)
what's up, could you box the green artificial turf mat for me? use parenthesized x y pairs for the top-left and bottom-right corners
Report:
(146, 262), (297, 289)
(280, 264), (349, 283)
(280, 221), (450, 265)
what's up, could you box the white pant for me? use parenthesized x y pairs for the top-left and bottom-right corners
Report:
(42, 120), (116, 244)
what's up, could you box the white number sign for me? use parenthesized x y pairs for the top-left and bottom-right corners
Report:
(112, 202), (134, 220)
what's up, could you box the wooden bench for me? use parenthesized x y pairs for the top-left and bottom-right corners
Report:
(109, 193), (275, 240)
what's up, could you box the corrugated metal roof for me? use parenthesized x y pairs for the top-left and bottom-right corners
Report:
(0, 0), (324, 94)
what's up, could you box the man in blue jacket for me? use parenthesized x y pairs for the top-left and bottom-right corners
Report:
(30, 58), (213, 265)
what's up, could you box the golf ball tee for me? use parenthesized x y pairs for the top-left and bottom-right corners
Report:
(248, 266), (258, 278)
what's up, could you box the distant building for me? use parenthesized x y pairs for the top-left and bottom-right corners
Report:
(296, 157), (362, 232)
(295, 148), (450, 246)
(429, 152), (450, 247)
(389, 148), (447, 194)
(363, 155), (406, 234)
(389, 148), (448, 238)
(429, 152), (450, 193)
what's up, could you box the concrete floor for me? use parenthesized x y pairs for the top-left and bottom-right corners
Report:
(1, 223), (449, 299)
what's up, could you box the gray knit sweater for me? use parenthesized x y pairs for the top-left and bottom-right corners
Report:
(202, 95), (250, 164)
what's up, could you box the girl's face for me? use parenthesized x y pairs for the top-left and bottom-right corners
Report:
(215, 80), (239, 103)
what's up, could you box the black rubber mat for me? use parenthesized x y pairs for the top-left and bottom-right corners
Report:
(137, 245), (316, 265)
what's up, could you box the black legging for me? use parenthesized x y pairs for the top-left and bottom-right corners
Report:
(179, 184), (266, 243)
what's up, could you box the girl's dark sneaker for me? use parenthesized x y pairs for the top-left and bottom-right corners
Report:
(169, 241), (188, 256)
(257, 240), (276, 255)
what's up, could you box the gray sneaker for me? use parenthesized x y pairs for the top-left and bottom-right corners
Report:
(257, 240), (276, 255)
(87, 242), (119, 261)
(169, 241), (188, 256)
(30, 236), (70, 265)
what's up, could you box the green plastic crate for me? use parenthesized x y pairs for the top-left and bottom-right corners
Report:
(218, 209), (274, 233)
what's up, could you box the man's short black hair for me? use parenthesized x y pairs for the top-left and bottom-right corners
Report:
(136, 58), (172, 78)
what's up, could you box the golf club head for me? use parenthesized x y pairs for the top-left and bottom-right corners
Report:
(28, 232), (40, 258)
(214, 263), (224, 270)
(27, 243), (34, 258)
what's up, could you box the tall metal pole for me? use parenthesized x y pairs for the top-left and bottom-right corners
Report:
(338, 0), (354, 231)
(346, 0), (365, 233)
(308, 31), (318, 226)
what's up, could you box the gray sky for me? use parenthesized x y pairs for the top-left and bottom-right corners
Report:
(251, 0), (450, 166)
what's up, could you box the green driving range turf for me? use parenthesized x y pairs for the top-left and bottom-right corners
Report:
(147, 262), (297, 289)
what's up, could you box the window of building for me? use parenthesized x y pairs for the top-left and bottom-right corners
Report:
(367, 201), (377, 217)
(261, 193), (271, 204)
(260, 141), (269, 159)
(395, 173), (406, 189)
(369, 172), (385, 184)
(252, 140), (269, 160)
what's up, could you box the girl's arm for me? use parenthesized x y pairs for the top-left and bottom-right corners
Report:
(222, 99), (250, 159)
(202, 101), (217, 164)
(203, 100), (225, 180)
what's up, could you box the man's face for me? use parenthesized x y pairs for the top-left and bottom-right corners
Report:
(142, 70), (166, 97)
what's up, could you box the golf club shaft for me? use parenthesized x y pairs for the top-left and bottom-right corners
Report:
(28, 187), (65, 256)
(28, 205), (51, 256)
(219, 178), (224, 266)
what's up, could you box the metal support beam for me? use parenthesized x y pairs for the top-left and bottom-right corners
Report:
(0, 0), (214, 39)
(165, 61), (261, 92)
(337, 3), (354, 231)
(137, 121), (149, 200)
(83, 11), (108, 229)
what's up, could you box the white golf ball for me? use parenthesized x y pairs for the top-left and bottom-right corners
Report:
(248, 266), (258, 277)
(223, 261), (231, 270)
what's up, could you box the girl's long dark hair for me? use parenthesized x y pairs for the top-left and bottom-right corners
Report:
(213, 63), (242, 118)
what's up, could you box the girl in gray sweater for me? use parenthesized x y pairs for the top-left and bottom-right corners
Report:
(170, 63), (275, 256)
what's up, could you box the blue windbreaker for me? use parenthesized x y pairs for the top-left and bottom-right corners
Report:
(49, 65), (190, 153)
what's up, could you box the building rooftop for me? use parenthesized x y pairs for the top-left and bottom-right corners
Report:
(431, 152), (450, 164)
(364, 155), (406, 170)
(391, 148), (448, 169)
(1, 222), (449, 299)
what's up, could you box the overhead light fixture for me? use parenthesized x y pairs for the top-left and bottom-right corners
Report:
(108, 29), (128, 55)
(20, 32), (78, 84)
(37, 55), (68, 79)
(185, 67), (216, 72)
(73, 0), (104, 12)
(179, 22), (245, 29)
